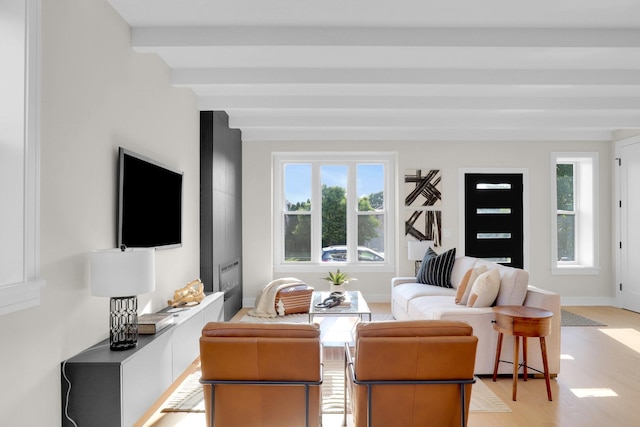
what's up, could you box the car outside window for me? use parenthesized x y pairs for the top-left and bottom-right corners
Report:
(274, 153), (395, 272)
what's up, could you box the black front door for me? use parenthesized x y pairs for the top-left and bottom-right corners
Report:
(464, 173), (523, 268)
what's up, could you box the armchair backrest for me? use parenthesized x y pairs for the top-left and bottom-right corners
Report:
(200, 322), (322, 427)
(349, 321), (478, 427)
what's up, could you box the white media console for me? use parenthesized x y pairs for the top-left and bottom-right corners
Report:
(61, 292), (224, 427)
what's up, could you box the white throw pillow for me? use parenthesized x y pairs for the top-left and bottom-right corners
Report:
(466, 268), (501, 307)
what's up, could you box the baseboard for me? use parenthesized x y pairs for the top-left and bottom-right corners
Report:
(561, 296), (617, 306)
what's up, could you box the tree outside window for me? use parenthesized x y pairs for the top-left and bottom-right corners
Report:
(276, 154), (394, 270)
(551, 152), (598, 274)
(556, 163), (576, 261)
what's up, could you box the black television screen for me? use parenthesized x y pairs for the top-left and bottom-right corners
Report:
(117, 147), (183, 249)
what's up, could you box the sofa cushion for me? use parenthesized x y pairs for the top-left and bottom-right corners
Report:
(497, 266), (529, 306)
(407, 296), (461, 319)
(356, 320), (473, 338)
(202, 322), (321, 338)
(455, 264), (489, 305)
(473, 260), (529, 306)
(449, 256), (478, 289)
(467, 268), (501, 307)
(416, 247), (456, 288)
(393, 283), (457, 313)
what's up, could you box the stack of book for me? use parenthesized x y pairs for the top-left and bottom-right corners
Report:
(338, 293), (352, 307)
(138, 313), (174, 334)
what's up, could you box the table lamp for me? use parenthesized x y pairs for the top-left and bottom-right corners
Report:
(408, 240), (433, 275)
(91, 246), (155, 350)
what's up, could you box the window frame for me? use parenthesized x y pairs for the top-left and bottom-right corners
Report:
(550, 152), (599, 275)
(0, 0), (44, 315)
(273, 152), (395, 273)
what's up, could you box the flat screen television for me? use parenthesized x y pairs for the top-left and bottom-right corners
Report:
(117, 147), (183, 249)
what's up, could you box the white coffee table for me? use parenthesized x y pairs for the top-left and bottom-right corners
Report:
(308, 290), (372, 323)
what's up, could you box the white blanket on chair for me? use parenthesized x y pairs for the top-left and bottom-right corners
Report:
(248, 277), (307, 318)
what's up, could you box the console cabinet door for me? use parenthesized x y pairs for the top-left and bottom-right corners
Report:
(203, 294), (224, 323)
(172, 311), (203, 380)
(121, 331), (173, 426)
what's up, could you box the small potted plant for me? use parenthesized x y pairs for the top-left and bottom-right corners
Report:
(324, 269), (349, 295)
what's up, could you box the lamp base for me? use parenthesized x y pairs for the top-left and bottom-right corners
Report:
(109, 296), (139, 351)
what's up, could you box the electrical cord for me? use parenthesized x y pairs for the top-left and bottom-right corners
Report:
(61, 344), (110, 426)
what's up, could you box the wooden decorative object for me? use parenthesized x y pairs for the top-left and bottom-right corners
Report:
(274, 284), (314, 315)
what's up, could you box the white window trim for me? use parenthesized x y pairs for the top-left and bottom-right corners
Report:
(550, 152), (600, 275)
(0, 0), (45, 315)
(273, 152), (396, 273)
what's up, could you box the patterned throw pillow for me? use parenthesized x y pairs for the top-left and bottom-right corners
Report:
(416, 247), (456, 288)
(455, 264), (489, 305)
(454, 269), (473, 303)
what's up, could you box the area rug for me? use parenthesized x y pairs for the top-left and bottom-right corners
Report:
(240, 312), (395, 346)
(561, 309), (606, 327)
(320, 358), (510, 414)
(169, 312), (511, 414)
(161, 370), (205, 413)
(468, 377), (511, 413)
(162, 359), (511, 414)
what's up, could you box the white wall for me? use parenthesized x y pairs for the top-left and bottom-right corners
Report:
(0, 1), (618, 424)
(243, 139), (614, 306)
(0, 1), (199, 425)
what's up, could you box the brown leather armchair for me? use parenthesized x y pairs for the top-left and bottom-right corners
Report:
(345, 321), (478, 427)
(199, 322), (323, 427)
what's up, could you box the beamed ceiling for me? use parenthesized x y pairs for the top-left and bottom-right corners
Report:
(107, 0), (640, 142)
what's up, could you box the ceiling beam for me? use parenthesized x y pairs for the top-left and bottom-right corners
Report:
(133, 26), (640, 48)
(173, 68), (640, 85)
(198, 96), (640, 110)
(234, 127), (612, 142)
(224, 109), (640, 128)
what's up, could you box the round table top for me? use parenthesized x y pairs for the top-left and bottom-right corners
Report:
(492, 305), (553, 319)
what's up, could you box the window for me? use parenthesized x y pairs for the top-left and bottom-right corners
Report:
(551, 153), (599, 274)
(0, 0), (44, 315)
(274, 153), (395, 272)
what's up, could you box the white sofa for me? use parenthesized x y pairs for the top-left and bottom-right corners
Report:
(392, 256), (561, 376)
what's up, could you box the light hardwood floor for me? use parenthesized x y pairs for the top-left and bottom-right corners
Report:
(142, 305), (640, 427)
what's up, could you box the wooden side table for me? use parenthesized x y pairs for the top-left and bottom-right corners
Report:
(491, 305), (553, 401)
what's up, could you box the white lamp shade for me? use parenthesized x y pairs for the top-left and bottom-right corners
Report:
(91, 248), (155, 297)
(408, 240), (433, 261)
